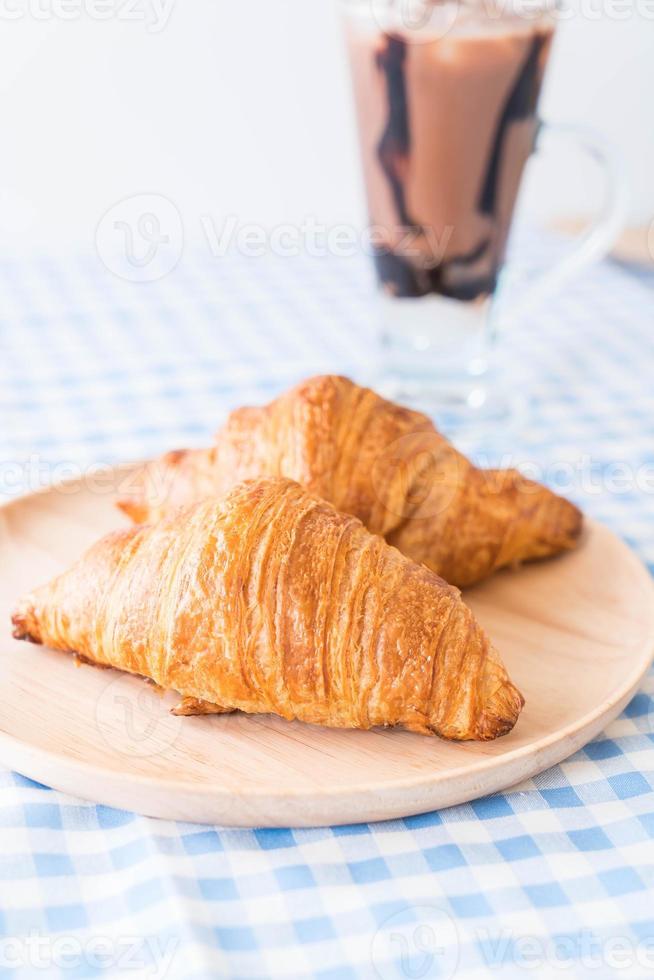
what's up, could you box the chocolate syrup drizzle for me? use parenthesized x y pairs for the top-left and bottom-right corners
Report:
(373, 32), (546, 301)
(478, 32), (548, 218)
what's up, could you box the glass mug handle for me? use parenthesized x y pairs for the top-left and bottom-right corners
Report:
(501, 120), (629, 329)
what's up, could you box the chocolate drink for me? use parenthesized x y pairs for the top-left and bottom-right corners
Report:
(345, 8), (554, 303)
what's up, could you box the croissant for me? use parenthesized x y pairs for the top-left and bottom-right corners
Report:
(12, 478), (523, 741)
(118, 376), (581, 588)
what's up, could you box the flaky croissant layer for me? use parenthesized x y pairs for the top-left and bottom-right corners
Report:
(13, 478), (523, 741)
(118, 375), (582, 588)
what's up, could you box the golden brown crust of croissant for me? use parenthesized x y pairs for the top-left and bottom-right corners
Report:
(13, 478), (523, 741)
(118, 376), (582, 588)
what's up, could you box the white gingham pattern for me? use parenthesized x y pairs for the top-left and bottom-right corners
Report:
(0, 241), (652, 979)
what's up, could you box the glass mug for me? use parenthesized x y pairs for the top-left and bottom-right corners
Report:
(339, 0), (626, 422)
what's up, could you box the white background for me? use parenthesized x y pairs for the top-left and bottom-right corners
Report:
(0, 0), (652, 251)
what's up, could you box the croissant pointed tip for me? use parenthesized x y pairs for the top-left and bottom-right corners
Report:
(498, 473), (584, 570)
(559, 500), (584, 551)
(473, 650), (524, 740)
(473, 684), (524, 741)
(11, 602), (42, 645)
(116, 497), (144, 523)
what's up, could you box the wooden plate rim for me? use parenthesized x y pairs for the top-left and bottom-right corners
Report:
(1, 468), (653, 820)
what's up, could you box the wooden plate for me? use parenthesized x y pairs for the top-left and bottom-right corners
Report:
(0, 466), (652, 827)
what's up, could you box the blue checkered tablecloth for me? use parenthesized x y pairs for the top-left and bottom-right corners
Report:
(0, 241), (653, 979)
